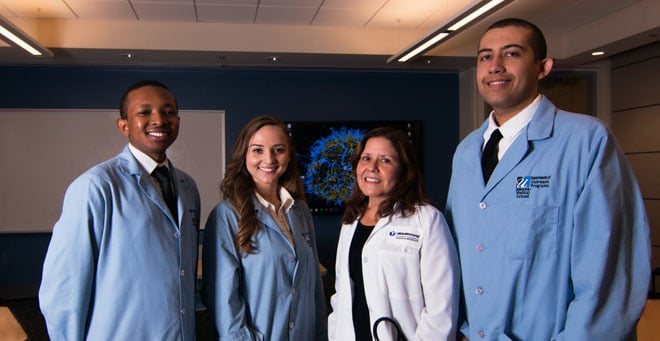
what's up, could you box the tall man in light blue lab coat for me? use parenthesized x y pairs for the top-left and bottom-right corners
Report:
(39, 80), (201, 340)
(445, 18), (651, 340)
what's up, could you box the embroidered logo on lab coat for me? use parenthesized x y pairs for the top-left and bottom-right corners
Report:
(383, 226), (423, 254)
(388, 230), (420, 243)
(516, 175), (551, 198)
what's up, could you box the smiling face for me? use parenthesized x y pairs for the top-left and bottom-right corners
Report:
(356, 136), (401, 207)
(245, 124), (291, 196)
(476, 25), (553, 124)
(116, 85), (179, 162)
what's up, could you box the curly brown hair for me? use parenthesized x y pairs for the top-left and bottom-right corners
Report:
(342, 126), (429, 224)
(221, 115), (305, 254)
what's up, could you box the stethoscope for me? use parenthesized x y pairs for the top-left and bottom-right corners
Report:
(372, 316), (407, 341)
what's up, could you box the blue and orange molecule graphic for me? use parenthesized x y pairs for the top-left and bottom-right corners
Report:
(304, 127), (366, 206)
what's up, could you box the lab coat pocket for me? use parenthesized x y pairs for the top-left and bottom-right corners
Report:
(505, 205), (558, 260)
(377, 225), (423, 299)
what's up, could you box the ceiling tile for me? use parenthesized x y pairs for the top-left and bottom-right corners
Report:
(132, 1), (196, 22)
(132, 0), (191, 3)
(538, 0), (642, 32)
(417, 0), (472, 29)
(312, 8), (375, 27)
(368, 0), (445, 28)
(321, 0), (387, 10)
(196, 4), (256, 24)
(65, 0), (136, 20)
(0, 0), (76, 19)
(196, 0), (258, 4)
(260, 0), (322, 6)
(256, 6), (316, 25)
(0, 4), (16, 18)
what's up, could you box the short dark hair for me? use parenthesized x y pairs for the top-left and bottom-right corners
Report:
(118, 80), (176, 119)
(485, 18), (547, 61)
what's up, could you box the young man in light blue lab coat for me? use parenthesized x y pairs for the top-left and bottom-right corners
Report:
(39, 80), (200, 340)
(445, 18), (651, 340)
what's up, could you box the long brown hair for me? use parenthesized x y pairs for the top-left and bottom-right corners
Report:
(221, 115), (305, 254)
(342, 127), (429, 224)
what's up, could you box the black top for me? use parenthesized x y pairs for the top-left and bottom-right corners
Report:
(349, 221), (375, 340)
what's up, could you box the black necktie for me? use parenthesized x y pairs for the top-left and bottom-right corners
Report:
(152, 166), (177, 218)
(481, 129), (503, 183)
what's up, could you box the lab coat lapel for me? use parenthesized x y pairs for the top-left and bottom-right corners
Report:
(118, 146), (179, 228)
(456, 122), (488, 186)
(254, 199), (297, 253)
(484, 131), (528, 191)
(483, 96), (556, 192)
(168, 161), (184, 226)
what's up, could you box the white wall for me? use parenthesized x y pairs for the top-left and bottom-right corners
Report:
(0, 109), (225, 233)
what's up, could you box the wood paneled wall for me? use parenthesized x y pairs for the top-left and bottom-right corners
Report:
(610, 41), (660, 272)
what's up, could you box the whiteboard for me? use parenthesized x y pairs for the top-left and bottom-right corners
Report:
(0, 109), (225, 233)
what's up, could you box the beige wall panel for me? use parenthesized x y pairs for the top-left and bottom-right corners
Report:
(612, 105), (660, 153)
(541, 75), (591, 115)
(611, 57), (660, 111)
(627, 153), (660, 199)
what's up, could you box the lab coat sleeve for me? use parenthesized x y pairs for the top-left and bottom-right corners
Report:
(557, 132), (650, 339)
(415, 207), (460, 340)
(202, 204), (255, 341)
(38, 174), (102, 340)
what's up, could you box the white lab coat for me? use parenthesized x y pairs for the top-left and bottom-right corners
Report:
(328, 204), (459, 341)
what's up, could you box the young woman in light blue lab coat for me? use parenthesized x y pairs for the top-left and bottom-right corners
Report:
(202, 115), (327, 340)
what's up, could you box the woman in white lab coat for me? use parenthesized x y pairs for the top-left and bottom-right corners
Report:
(328, 127), (459, 341)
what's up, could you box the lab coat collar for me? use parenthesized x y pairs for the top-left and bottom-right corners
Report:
(481, 96), (557, 193)
(525, 95), (556, 141)
(118, 145), (180, 226)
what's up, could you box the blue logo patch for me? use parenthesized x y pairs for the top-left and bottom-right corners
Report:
(516, 175), (551, 198)
(516, 176), (531, 189)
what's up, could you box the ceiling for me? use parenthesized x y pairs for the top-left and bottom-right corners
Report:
(0, 0), (658, 71)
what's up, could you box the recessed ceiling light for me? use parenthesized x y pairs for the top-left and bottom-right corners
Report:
(121, 53), (134, 59)
(591, 51), (605, 56)
(266, 56), (280, 62)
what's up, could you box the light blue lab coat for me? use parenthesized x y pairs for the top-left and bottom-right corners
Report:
(39, 145), (201, 340)
(202, 197), (327, 341)
(445, 96), (651, 340)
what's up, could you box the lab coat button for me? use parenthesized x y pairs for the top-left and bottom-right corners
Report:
(173, 231), (181, 238)
(180, 309), (185, 315)
(180, 269), (185, 277)
(475, 287), (483, 295)
(289, 257), (296, 263)
(288, 322), (295, 329)
(477, 330), (485, 338)
(476, 244), (484, 252)
(291, 288), (296, 295)
(479, 202), (487, 209)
